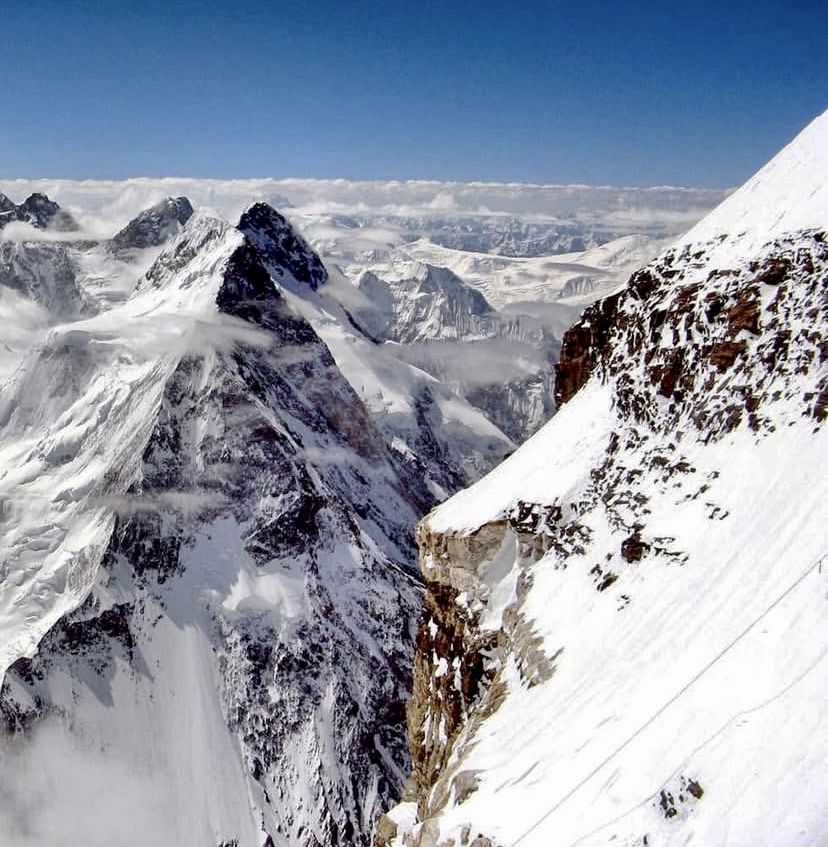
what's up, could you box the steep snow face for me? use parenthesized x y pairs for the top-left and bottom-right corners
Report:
(682, 109), (828, 260)
(0, 208), (425, 847)
(383, 117), (828, 847)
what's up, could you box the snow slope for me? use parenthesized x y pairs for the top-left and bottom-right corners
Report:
(382, 110), (828, 847)
(683, 109), (828, 257)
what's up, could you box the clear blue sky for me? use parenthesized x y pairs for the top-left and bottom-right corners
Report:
(1, 0), (825, 187)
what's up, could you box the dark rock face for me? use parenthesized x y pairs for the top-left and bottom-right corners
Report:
(109, 196), (194, 251)
(408, 577), (499, 805)
(238, 203), (328, 290)
(621, 531), (650, 563)
(0, 192), (78, 232)
(554, 291), (620, 407)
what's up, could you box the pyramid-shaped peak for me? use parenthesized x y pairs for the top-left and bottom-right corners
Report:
(682, 109), (828, 257)
(238, 202), (328, 290)
(110, 195), (195, 252)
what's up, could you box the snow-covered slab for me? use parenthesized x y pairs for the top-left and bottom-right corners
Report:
(426, 379), (614, 534)
(682, 109), (828, 260)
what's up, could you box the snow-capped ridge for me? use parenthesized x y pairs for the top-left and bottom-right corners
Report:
(682, 109), (828, 259)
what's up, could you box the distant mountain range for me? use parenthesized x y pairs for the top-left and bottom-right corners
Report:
(1, 128), (822, 847)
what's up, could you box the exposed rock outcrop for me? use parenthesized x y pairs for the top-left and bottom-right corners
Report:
(109, 196), (194, 252)
(0, 192), (78, 231)
(239, 203), (328, 290)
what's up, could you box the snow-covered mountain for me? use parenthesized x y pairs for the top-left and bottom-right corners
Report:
(0, 200), (501, 847)
(109, 195), (194, 253)
(0, 175), (729, 847)
(345, 260), (571, 442)
(0, 191), (78, 233)
(380, 110), (828, 847)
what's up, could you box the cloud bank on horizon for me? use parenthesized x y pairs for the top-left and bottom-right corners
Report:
(0, 178), (730, 242)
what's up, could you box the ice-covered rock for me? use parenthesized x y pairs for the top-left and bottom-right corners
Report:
(382, 110), (828, 847)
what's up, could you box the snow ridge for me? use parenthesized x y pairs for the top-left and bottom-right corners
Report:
(381, 113), (828, 847)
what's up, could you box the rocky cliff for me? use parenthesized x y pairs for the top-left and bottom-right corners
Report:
(379, 111), (828, 847)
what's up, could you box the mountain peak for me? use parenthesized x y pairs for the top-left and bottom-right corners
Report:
(682, 109), (828, 259)
(0, 191), (78, 232)
(237, 202), (328, 290)
(110, 195), (194, 252)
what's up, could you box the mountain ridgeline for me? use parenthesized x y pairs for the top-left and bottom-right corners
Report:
(378, 111), (828, 847)
(0, 109), (825, 847)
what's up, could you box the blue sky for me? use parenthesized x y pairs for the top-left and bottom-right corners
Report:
(1, 0), (825, 186)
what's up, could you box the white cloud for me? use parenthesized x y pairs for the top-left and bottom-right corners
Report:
(0, 178), (729, 241)
(0, 721), (179, 847)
